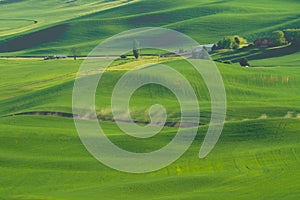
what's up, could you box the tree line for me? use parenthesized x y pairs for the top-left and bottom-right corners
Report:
(214, 28), (300, 50)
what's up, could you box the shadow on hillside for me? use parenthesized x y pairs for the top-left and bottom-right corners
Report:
(215, 45), (300, 63)
(0, 0), (23, 4)
(205, 0), (231, 5)
(0, 24), (67, 52)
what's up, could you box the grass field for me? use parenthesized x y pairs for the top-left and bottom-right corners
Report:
(0, 57), (300, 199)
(1, 0), (300, 56)
(1, 0), (300, 199)
(1, 115), (299, 200)
(1, 58), (300, 122)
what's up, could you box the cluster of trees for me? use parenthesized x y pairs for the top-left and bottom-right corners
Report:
(284, 29), (300, 46)
(215, 35), (248, 49)
(266, 29), (300, 47)
(123, 29), (300, 63)
(217, 28), (300, 67)
(214, 28), (300, 50)
(270, 30), (286, 46)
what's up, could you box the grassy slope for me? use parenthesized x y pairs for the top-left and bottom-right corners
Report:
(0, 58), (299, 121)
(0, 115), (299, 200)
(0, 56), (299, 199)
(1, 0), (300, 56)
(1, 0), (300, 199)
(250, 50), (300, 67)
(0, 59), (80, 100)
(0, 0), (134, 38)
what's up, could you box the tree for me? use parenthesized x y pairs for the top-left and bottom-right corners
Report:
(133, 39), (140, 59)
(217, 37), (233, 49)
(271, 30), (286, 46)
(70, 47), (80, 60)
(239, 58), (250, 67)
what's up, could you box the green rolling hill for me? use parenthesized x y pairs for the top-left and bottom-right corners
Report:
(1, 0), (300, 56)
(1, 57), (300, 199)
(1, 59), (299, 122)
(1, 115), (299, 200)
(1, 0), (300, 199)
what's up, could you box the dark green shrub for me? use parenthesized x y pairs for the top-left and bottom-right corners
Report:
(239, 58), (250, 67)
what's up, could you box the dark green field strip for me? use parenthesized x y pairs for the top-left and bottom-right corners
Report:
(0, 25), (68, 52)
(213, 45), (300, 63)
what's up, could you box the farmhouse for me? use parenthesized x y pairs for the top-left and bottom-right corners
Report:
(201, 44), (215, 52)
(254, 38), (273, 47)
(193, 44), (214, 52)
